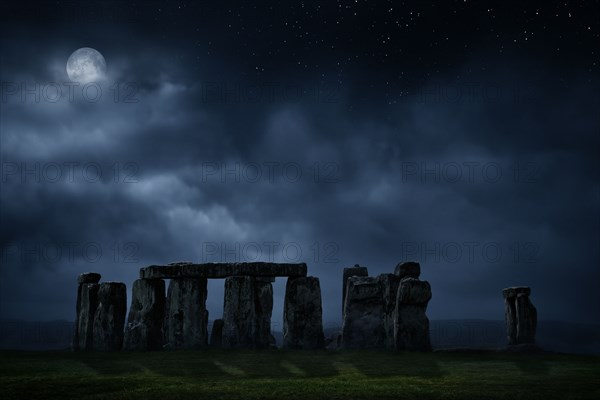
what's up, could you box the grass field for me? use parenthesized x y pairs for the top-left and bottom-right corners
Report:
(0, 349), (598, 399)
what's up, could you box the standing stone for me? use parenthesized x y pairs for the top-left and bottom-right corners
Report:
(92, 282), (127, 351)
(394, 262), (421, 280)
(378, 273), (401, 349)
(341, 276), (386, 349)
(210, 319), (224, 348)
(222, 276), (256, 348)
(222, 276), (275, 349)
(342, 265), (369, 316)
(503, 287), (537, 345)
(124, 279), (166, 351)
(394, 277), (432, 351)
(164, 278), (209, 349)
(74, 281), (100, 351)
(73, 272), (101, 351)
(254, 278), (275, 348)
(283, 276), (325, 349)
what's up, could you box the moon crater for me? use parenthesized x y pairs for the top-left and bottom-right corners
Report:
(66, 47), (107, 84)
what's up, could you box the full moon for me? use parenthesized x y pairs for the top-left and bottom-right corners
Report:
(66, 47), (107, 84)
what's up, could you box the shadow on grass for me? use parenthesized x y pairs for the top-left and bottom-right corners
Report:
(511, 356), (551, 375)
(336, 350), (445, 378)
(73, 349), (445, 380)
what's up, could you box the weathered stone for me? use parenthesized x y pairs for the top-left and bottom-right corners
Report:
(283, 276), (325, 349)
(394, 278), (432, 351)
(255, 276), (276, 283)
(210, 319), (224, 348)
(516, 294), (537, 343)
(394, 262), (421, 279)
(397, 277), (432, 305)
(504, 292), (517, 344)
(503, 286), (537, 345)
(378, 273), (401, 349)
(222, 276), (257, 348)
(254, 279), (274, 348)
(342, 265), (369, 316)
(341, 276), (386, 349)
(92, 282), (127, 351)
(123, 279), (166, 351)
(502, 286), (531, 298)
(73, 287), (82, 350)
(221, 276), (275, 349)
(140, 262), (307, 279)
(394, 305), (432, 351)
(164, 278), (209, 349)
(73, 283), (99, 351)
(77, 272), (101, 285)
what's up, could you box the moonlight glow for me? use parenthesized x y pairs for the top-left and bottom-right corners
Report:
(66, 47), (107, 84)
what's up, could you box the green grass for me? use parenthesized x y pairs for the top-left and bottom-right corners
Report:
(0, 349), (598, 399)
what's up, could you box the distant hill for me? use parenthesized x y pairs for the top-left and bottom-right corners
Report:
(429, 319), (600, 354)
(0, 319), (74, 350)
(1, 319), (598, 354)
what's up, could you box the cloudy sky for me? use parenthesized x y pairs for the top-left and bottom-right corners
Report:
(0, 0), (598, 327)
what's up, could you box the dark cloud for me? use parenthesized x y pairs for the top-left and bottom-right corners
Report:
(1, 1), (598, 326)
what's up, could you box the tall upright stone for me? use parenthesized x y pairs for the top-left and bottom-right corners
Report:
(222, 276), (257, 349)
(503, 286), (537, 345)
(394, 277), (432, 351)
(283, 276), (325, 349)
(92, 282), (127, 351)
(124, 279), (166, 350)
(254, 277), (275, 348)
(164, 278), (209, 349)
(73, 272), (101, 351)
(342, 265), (369, 316)
(222, 276), (275, 349)
(341, 276), (386, 349)
(378, 273), (401, 349)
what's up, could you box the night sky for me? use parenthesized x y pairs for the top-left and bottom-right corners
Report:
(0, 0), (598, 328)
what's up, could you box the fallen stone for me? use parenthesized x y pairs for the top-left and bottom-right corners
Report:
(283, 276), (325, 349)
(394, 262), (421, 279)
(123, 279), (166, 351)
(164, 278), (209, 349)
(92, 282), (127, 351)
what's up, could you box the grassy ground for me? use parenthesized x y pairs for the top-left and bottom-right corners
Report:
(0, 349), (598, 400)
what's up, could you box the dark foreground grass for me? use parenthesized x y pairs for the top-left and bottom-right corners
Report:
(0, 349), (598, 400)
